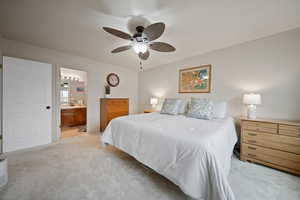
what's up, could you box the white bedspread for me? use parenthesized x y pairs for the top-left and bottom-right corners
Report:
(101, 113), (237, 200)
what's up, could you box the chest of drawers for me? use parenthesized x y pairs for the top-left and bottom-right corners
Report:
(100, 98), (129, 132)
(240, 117), (300, 175)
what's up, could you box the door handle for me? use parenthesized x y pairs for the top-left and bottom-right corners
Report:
(46, 106), (51, 110)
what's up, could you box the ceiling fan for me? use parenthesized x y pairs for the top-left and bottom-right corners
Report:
(102, 22), (176, 60)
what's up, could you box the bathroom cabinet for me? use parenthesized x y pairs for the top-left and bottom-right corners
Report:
(61, 107), (86, 127)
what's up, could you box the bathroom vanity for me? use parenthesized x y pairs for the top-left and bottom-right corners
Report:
(61, 106), (86, 127)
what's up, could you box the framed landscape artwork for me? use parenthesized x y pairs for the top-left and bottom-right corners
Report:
(179, 65), (212, 93)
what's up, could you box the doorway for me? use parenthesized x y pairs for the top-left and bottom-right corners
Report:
(60, 68), (87, 139)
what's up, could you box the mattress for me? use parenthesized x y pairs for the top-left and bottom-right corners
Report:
(101, 113), (237, 200)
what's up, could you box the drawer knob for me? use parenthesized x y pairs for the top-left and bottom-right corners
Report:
(248, 140), (256, 143)
(248, 133), (257, 136)
(248, 153), (256, 157)
(248, 146), (257, 150)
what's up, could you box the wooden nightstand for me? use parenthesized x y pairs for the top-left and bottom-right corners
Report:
(144, 109), (156, 113)
(240, 117), (300, 175)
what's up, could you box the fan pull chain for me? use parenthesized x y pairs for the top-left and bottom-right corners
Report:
(139, 60), (143, 72)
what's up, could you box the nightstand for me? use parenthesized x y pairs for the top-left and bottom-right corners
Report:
(240, 117), (300, 175)
(144, 109), (156, 113)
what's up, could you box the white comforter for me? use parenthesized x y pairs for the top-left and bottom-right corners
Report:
(101, 113), (237, 200)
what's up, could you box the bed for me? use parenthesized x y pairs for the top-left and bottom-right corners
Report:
(101, 112), (237, 200)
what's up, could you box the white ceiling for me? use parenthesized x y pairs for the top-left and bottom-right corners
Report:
(1, 0), (300, 70)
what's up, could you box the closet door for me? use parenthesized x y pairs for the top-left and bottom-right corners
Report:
(3, 56), (52, 152)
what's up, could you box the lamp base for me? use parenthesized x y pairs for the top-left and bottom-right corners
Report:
(247, 105), (257, 119)
(151, 105), (156, 108)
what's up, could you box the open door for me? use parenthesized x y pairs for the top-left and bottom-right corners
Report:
(3, 56), (52, 152)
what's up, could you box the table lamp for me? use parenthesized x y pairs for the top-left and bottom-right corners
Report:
(150, 97), (158, 108)
(243, 93), (261, 119)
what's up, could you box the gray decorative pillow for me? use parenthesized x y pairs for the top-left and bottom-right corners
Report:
(160, 98), (182, 115)
(187, 98), (214, 120)
(178, 99), (188, 114)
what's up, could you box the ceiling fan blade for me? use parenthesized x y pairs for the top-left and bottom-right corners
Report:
(103, 27), (132, 40)
(111, 45), (132, 53)
(144, 22), (165, 41)
(150, 42), (176, 52)
(138, 50), (150, 60)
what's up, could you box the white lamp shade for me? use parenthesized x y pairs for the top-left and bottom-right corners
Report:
(243, 93), (261, 105)
(150, 98), (158, 105)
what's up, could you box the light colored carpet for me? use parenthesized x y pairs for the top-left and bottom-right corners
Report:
(0, 134), (299, 200)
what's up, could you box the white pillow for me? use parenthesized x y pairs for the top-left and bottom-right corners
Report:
(213, 101), (227, 118)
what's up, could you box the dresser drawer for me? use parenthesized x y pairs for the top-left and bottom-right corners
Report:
(242, 130), (300, 154)
(243, 121), (277, 129)
(242, 126), (277, 134)
(242, 121), (277, 134)
(106, 102), (128, 111)
(106, 99), (128, 106)
(108, 111), (128, 121)
(242, 144), (300, 171)
(279, 125), (300, 137)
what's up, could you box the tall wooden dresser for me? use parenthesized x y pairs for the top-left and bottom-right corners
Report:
(100, 98), (129, 132)
(240, 117), (300, 175)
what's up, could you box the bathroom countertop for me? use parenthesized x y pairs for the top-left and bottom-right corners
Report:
(61, 105), (86, 110)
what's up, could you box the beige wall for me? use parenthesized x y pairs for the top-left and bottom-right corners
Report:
(1, 38), (139, 137)
(139, 28), (300, 120)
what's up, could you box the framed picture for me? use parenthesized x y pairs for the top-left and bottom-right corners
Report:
(179, 64), (212, 93)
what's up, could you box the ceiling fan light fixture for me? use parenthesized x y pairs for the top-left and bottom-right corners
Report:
(102, 22), (175, 61)
(133, 42), (148, 54)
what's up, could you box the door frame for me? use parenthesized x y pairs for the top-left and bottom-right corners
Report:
(55, 66), (88, 139)
(0, 56), (89, 147)
(0, 64), (3, 153)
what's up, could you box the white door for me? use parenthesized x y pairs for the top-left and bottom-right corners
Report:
(3, 56), (52, 152)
